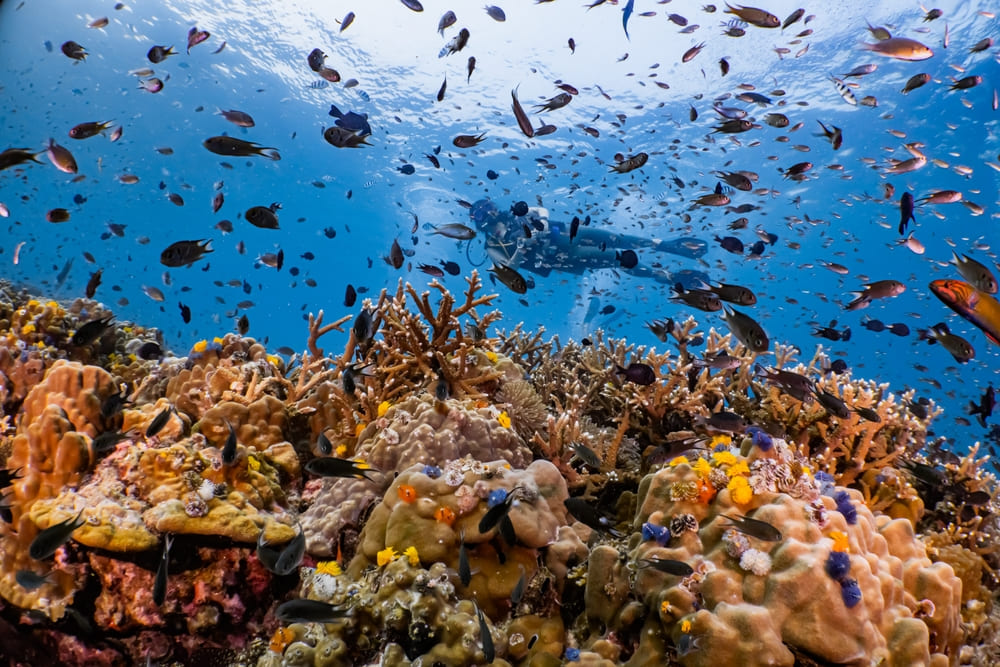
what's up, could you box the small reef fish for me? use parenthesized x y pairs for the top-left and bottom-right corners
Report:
(246, 203), (281, 229)
(147, 45), (176, 63)
(437, 10), (456, 35)
(968, 386), (995, 427)
(160, 239), (213, 268)
(476, 603), (495, 663)
(217, 109), (255, 128)
(511, 87), (534, 138)
(563, 497), (624, 537)
(636, 558), (694, 576)
(610, 152), (648, 174)
(431, 223), (476, 240)
(898, 192), (915, 235)
(15, 570), (53, 591)
(723, 3), (780, 28)
(61, 40), (87, 61)
(275, 599), (350, 624)
(439, 28), (470, 57)
(861, 37), (933, 61)
(478, 487), (523, 534)
(186, 27), (210, 53)
(46, 139), (78, 174)
(918, 323), (975, 363)
(721, 305), (769, 352)
(72, 314), (114, 346)
(145, 405), (174, 438)
(68, 120), (114, 139)
(453, 133), (486, 148)
(829, 76), (857, 106)
(222, 420), (238, 466)
(203, 136), (280, 160)
(720, 513), (782, 541)
(622, 0), (635, 40)
(615, 362), (657, 385)
(272, 525), (306, 576)
(488, 263), (527, 294)
(844, 280), (905, 311)
(304, 457), (378, 481)
(152, 534), (173, 605)
(29, 510), (85, 560)
(813, 388), (852, 418)
(951, 252), (998, 293)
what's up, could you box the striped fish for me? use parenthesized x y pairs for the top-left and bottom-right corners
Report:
(829, 76), (857, 106)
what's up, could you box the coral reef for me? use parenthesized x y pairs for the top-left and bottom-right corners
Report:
(0, 275), (993, 666)
(606, 437), (963, 666)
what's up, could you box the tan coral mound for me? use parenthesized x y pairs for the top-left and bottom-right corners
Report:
(300, 395), (533, 558)
(0, 360), (119, 619)
(31, 425), (299, 552)
(612, 438), (963, 667)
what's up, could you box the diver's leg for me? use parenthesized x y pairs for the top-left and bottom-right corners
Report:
(572, 226), (708, 259)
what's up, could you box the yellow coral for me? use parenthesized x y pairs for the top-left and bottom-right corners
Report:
(377, 547), (398, 567)
(404, 545), (420, 566)
(830, 531), (850, 553)
(335, 444), (348, 457)
(247, 454), (261, 471)
(727, 461), (750, 477)
(712, 451), (736, 467)
(692, 457), (712, 477)
(485, 350), (498, 363)
(728, 476), (753, 504)
(710, 434), (732, 448)
(21, 323), (36, 335)
(378, 400), (391, 417)
(316, 560), (342, 576)
(668, 456), (689, 467)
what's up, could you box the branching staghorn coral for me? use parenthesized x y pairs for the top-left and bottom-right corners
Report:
(289, 272), (508, 444)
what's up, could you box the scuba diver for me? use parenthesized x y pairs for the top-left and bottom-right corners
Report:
(468, 198), (710, 289)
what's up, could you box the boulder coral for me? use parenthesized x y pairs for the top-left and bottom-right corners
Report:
(0, 360), (118, 619)
(598, 435), (964, 667)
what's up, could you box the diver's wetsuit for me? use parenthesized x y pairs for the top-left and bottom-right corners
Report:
(469, 198), (709, 288)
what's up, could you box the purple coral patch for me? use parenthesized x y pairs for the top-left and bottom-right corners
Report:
(840, 577), (862, 607)
(745, 426), (773, 451)
(825, 550), (851, 580)
(834, 490), (857, 524)
(641, 521), (671, 546)
(487, 488), (508, 509)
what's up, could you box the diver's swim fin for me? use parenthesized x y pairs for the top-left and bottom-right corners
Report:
(653, 237), (708, 259)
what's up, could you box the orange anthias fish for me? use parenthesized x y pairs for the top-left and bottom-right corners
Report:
(929, 279), (1000, 345)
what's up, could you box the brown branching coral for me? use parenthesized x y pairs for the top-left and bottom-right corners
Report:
(290, 272), (511, 443)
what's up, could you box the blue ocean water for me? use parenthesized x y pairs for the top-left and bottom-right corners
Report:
(0, 0), (996, 451)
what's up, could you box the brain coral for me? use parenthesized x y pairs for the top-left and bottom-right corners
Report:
(597, 436), (964, 667)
